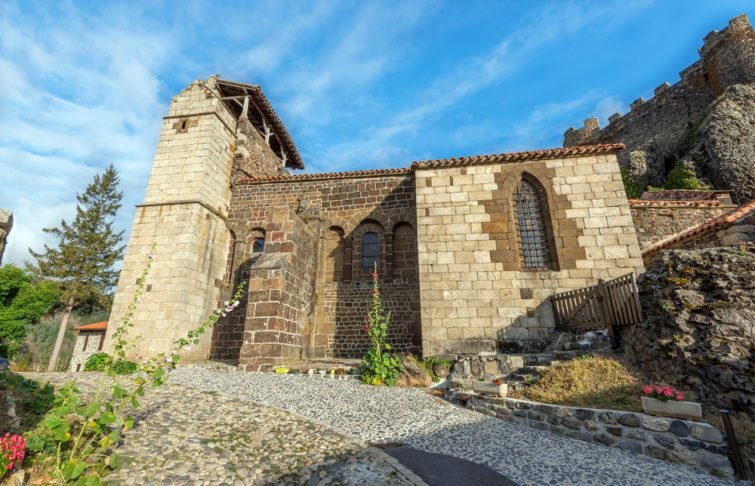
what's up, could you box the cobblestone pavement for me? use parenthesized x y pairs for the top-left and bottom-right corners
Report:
(23, 373), (422, 485)
(170, 368), (734, 486)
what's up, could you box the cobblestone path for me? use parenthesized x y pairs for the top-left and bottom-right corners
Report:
(23, 373), (421, 485)
(170, 368), (733, 486)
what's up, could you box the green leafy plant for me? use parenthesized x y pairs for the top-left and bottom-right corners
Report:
(419, 356), (451, 382)
(663, 161), (707, 190)
(83, 353), (136, 375)
(83, 353), (112, 372)
(620, 169), (645, 199)
(25, 245), (246, 483)
(359, 267), (402, 386)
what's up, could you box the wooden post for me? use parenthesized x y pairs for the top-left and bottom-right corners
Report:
(596, 279), (618, 348)
(720, 410), (748, 480)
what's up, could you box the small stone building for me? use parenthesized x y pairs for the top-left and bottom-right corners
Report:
(69, 321), (108, 372)
(104, 77), (644, 369)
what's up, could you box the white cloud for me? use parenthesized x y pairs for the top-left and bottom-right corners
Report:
(309, 1), (634, 169)
(0, 2), (173, 265)
(593, 96), (628, 127)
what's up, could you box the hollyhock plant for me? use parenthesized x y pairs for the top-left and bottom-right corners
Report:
(360, 265), (403, 386)
(642, 384), (684, 402)
(0, 433), (25, 477)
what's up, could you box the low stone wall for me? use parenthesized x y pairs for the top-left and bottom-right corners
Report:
(449, 353), (528, 379)
(465, 395), (733, 477)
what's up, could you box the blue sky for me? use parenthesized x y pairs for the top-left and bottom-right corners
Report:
(0, 0), (752, 266)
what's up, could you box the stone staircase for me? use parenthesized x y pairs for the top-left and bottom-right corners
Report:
(446, 330), (614, 397)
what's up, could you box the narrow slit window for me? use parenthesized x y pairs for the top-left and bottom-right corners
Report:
(361, 232), (379, 270)
(252, 238), (265, 253)
(514, 178), (553, 270)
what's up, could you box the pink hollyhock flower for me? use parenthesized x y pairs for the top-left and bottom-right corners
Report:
(372, 272), (378, 281)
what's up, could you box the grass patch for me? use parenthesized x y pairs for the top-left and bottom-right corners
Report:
(510, 355), (643, 411)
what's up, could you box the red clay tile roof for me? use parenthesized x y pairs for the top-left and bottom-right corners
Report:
(642, 200), (755, 259)
(74, 321), (108, 331)
(410, 144), (625, 169)
(216, 79), (304, 170)
(638, 190), (732, 201)
(628, 199), (727, 208)
(237, 167), (412, 184)
(237, 144), (624, 184)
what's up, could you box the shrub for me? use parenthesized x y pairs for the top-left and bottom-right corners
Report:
(620, 169), (645, 199)
(359, 268), (402, 386)
(110, 360), (137, 375)
(420, 356), (451, 382)
(83, 353), (112, 372)
(83, 353), (136, 375)
(663, 162), (707, 190)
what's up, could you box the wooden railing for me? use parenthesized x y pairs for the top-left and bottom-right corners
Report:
(551, 272), (643, 347)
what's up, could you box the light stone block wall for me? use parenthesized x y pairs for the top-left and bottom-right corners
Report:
(104, 78), (235, 361)
(415, 154), (644, 356)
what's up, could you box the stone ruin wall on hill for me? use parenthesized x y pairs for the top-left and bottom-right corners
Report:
(564, 15), (755, 201)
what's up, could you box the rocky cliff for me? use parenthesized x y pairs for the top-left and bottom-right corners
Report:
(620, 244), (754, 416)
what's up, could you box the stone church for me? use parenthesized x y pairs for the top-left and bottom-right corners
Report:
(104, 77), (644, 370)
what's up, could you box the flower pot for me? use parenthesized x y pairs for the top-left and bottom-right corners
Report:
(641, 396), (702, 420)
(472, 381), (508, 397)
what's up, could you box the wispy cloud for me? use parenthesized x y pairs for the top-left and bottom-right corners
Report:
(310, 1), (639, 170)
(0, 1), (174, 265)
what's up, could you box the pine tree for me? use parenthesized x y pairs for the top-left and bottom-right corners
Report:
(29, 164), (125, 371)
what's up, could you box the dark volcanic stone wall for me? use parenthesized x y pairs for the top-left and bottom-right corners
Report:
(211, 173), (421, 367)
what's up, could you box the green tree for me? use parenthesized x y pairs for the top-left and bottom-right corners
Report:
(0, 265), (59, 358)
(29, 165), (125, 371)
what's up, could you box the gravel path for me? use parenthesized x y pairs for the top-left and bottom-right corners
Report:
(23, 373), (421, 485)
(170, 367), (733, 486)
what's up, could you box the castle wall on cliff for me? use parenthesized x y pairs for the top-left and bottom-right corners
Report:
(563, 15), (755, 196)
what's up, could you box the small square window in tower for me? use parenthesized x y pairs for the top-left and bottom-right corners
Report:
(252, 238), (265, 253)
(514, 178), (553, 270)
(361, 232), (379, 269)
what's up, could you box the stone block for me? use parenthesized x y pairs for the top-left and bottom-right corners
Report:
(618, 413), (641, 427)
(642, 416), (671, 432)
(619, 440), (643, 454)
(690, 424), (723, 443)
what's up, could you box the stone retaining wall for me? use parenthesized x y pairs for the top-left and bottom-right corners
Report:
(465, 395), (733, 477)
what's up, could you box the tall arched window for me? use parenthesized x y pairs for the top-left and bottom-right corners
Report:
(361, 232), (379, 270)
(514, 177), (554, 270)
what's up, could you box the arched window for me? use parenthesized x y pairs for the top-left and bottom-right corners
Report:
(514, 177), (554, 270)
(252, 237), (265, 253)
(361, 232), (379, 270)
